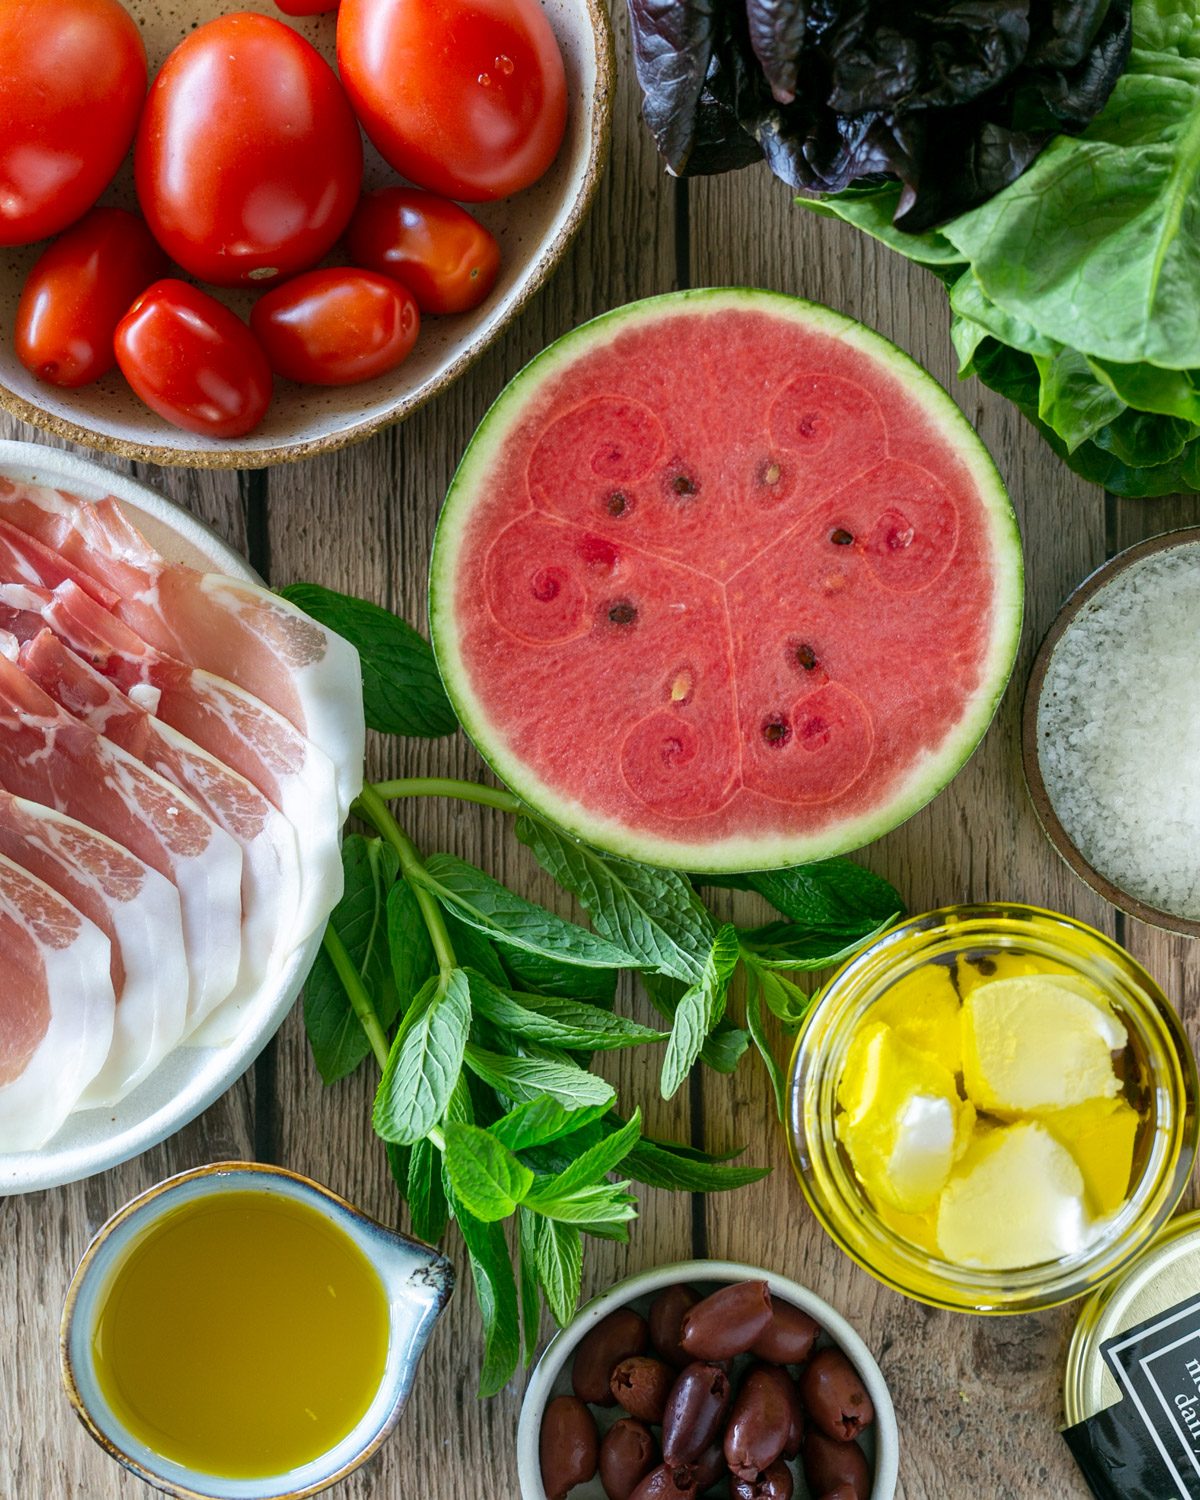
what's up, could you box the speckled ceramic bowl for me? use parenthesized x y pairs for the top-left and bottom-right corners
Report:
(0, 0), (613, 468)
(62, 1162), (454, 1500)
(515, 1259), (899, 1500)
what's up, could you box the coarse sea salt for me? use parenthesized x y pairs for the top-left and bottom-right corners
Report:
(1038, 542), (1200, 920)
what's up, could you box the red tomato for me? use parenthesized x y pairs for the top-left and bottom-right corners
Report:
(135, 13), (363, 287)
(274, 0), (339, 11)
(337, 0), (567, 201)
(15, 209), (169, 388)
(250, 270), (419, 385)
(115, 280), (273, 437)
(346, 189), (501, 315)
(0, 0), (147, 247)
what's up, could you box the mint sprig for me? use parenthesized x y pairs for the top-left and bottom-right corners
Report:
(293, 584), (906, 1397)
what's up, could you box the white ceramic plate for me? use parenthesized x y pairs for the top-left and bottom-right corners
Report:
(516, 1259), (900, 1500)
(0, 440), (359, 1194)
(0, 0), (613, 469)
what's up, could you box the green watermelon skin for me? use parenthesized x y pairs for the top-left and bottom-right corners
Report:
(431, 289), (1022, 873)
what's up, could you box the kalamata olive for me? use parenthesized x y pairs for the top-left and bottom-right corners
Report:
(611, 1355), (675, 1423)
(799, 1348), (875, 1442)
(749, 1300), (821, 1366)
(743, 1363), (804, 1458)
(661, 1362), (733, 1466)
(680, 1281), (773, 1361)
(724, 1365), (793, 1479)
(818, 1489), (860, 1500)
(650, 1284), (700, 1367)
(540, 1394), (599, 1500)
(628, 1463), (697, 1500)
(732, 1459), (794, 1500)
(682, 1440), (727, 1493)
(803, 1430), (871, 1499)
(600, 1418), (658, 1500)
(573, 1307), (650, 1405)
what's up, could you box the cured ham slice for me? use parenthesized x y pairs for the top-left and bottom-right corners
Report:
(0, 791), (188, 1106)
(0, 852), (114, 1151)
(0, 650), (243, 1031)
(0, 516), (117, 607)
(0, 580), (341, 926)
(0, 477), (364, 814)
(20, 628), (313, 1045)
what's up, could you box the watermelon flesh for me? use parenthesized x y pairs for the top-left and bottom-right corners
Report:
(432, 291), (1022, 870)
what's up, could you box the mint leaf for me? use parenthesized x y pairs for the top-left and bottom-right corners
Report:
(498, 945), (619, 1006)
(755, 967), (815, 1031)
(466, 971), (666, 1051)
(444, 1122), (534, 1222)
(450, 1192), (520, 1397)
(406, 1136), (449, 1245)
(280, 583), (457, 738)
(534, 1216), (583, 1327)
(580, 1219), (632, 1243)
(374, 969), (471, 1144)
(517, 1208), (542, 1367)
(387, 878), (436, 1010)
(304, 836), (399, 1084)
(384, 1141), (411, 1201)
(412, 854), (640, 970)
(463, 1043), (616, 1110)
(643, 970), (747, 1074)
(516, 817), (715, 983)
(528, 1109), (642, 1201)
(746, 969), (787, 1121)
(524, 1179), (638, 1225)
(443, 911), (509, 987)
(624, 1137), (771, 1193)
(738, 915), (895, 970)
(661, 925), (740, 1099)
(492, 1098), (612, 1154)
(710, 859), (903, 934)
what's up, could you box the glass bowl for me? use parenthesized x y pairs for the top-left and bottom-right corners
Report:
(787, 903), (1198, 1314)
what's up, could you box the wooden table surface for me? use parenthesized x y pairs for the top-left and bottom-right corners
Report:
(2, 7), (1197, 1497)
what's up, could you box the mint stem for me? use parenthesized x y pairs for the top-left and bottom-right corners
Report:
(321, 925), (390, 1072)
(355, 782), (458, 977)
(370, 776), (521, 815)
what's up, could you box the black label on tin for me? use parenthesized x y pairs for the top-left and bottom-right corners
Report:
(1064, 1293), (1200, 1499)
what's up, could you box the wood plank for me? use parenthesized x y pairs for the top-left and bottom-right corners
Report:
(0, 413), (257, 1498)
(262, 4), (693, 1492)
(688, 161), (1115, 1499)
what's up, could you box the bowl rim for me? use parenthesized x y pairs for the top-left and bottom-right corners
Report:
(1022, 525), (1200, 939)
(0, 0), (616, 470)
(514, 1257), (900, 1500)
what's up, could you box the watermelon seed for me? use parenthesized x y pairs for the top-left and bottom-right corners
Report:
(761, 714), (791, 747)
(830, 528), (854, 546)
(531, 569), (561, 602)
(796, 643), (818, 671)
(607, 601), (638, 626)
(670, 670), (694, 704)
(759, 461), (782, 486)
(606, 491), (631, 517)
(670, 471), (698, 498)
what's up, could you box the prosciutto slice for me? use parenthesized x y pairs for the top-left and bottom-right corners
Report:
(0, 478), (363, 814)
(20, 628), (312, 1045)
(0, 852), (114, 1151)
(0, 650), (242, 1031)
(0, 791), (188, 1105)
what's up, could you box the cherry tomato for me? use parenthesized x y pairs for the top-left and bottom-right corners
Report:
(115, 280), (273, 437)
(337, 0), (567, 201)
(14, 209), (169, 389)
(0, 0), (147, 247)
(274, 0), (339, 11)
(346, 189), (501, 315)
(135, 13), (363, 287)
(250, 270), (419, 385)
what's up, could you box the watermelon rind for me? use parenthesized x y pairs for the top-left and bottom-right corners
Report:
(430, 288), (1023, 873)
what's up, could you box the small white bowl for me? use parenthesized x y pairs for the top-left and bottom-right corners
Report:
(516, 1258), (899, 1500)
(0, 0), (613, 468)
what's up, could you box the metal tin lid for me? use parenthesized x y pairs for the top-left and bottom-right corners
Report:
(1065, 1211), (1200, 1426)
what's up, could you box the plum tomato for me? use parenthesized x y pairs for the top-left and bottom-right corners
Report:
(346, 188), (501, 315)
(250, 269), (419, 386)
(135, 13), (363, 287)
(15, 209), (170, 389)
(337, 0), (567, 201)
(0, 0), (147, 247)
(115, 280), (273, 438)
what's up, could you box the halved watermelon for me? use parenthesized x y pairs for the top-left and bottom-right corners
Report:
(430, 289), (1022, 872)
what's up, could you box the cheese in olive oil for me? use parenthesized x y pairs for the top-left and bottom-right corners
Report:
(92, 1190), (389, 1478)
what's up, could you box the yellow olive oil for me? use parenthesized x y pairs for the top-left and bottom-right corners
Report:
(92, 1190), (389, 1479)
